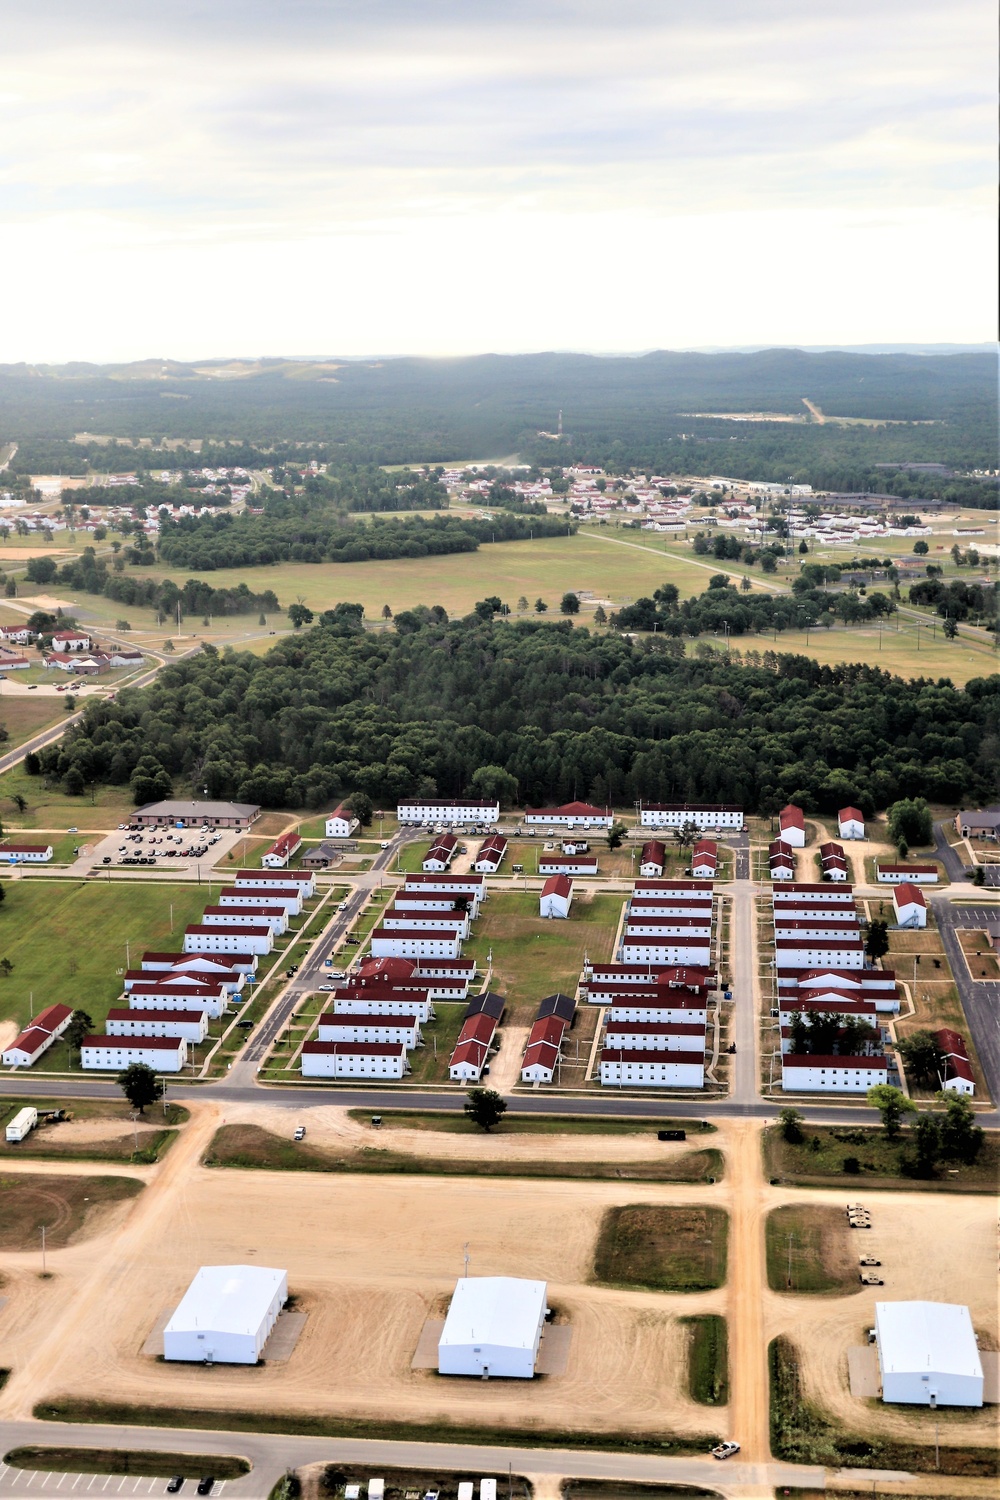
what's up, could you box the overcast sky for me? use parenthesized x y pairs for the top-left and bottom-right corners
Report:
(2, 0), (995, 360)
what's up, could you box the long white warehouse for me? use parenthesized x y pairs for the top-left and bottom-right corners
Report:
(163, 1265), (287, 1364)
(874, 1301), (983, 1406)
(438, 1276), (547, 1379)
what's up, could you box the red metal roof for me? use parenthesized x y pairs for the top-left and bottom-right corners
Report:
(893, 882), (926, 906)
(779, 804), (806, 828)
(82, 1034), (184, 1050)
(782, 1054), (887, 1069)
(541, 873), (572, 898)
(302, 1041), (406, 1056)
(600, 1048), (706, 1065)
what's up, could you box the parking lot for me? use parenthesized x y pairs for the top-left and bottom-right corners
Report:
(72, 823), (249, 877)
(0, 1471), (226, 1499)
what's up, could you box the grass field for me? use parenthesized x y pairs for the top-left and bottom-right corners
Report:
(592, 1205), (729, 1292)
(0, 879), (212, 1032)
(680, 1315), (729, 1406)
(4, 1450), (250, 1480)
(202, 1124), (723, 1183)
(0, 1172), (143, 1250)
(0, 695), (65, 753)
(0, 763), (136, 830)
(464, 889), (622, 1017)
(764, 1205), (856, 1294)
(763, 1123), (999, 1191)
(344, 1108), (717, 1136)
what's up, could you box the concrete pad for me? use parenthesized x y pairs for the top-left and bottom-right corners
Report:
(411, 1317), (445, 1369)
(535, 1323), (573, 1376)
(981, 1349), (998, 1403)
(261, 1310), (307, 1362)
(847, 1344), (881, 1398)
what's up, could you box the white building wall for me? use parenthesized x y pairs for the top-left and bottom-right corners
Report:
(839, 817), (865, 839)
(128, 991), (226, 1018)
(599, 1056), (705, 1087)
(620, 940), (712, 965)
(183, 927), (273, 955)
(370, 933), (463, 959)
(781, 1061), (887, 1092)
(639, 807), (743, 829)
(539, 892), (572, 918)
(81, 1040), (187, 1072)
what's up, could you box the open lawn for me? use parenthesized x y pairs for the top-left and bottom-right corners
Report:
(464, 889), (622, 1018)
(764, 1205), (855, 1294)
(0, 764), (135, 830)
(0, 879), (212, 1033)
(0, 696), (64, 753)
(0, 1172), (142, 1250)
(345, 1109), (717, 1136)
(592, 1205), (729, 1292)
(957, 930), (1000, 981)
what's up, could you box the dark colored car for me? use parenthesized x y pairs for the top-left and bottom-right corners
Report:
(197, 1480), (215, 1495)
(167, 1480), (184, 1494)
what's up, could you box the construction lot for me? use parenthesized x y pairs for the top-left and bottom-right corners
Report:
(0, 1102), (995, 1465)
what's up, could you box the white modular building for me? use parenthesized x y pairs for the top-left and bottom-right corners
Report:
(599, 1048), (705, 1088)
(126, 982), (228, 1019)
(333, 994), (434, 1023)
(201, 905), (288, 936)
(619, 937), (712, 966)
(183, 924), (274, 956)
(300, 1040), (410, 1078)
(218, 886), (303, 916)
(369, 927), (464, 959)
(774, 938), (864, 969)
(780, 1054), (888, 1092)
(397, 798), (500, 825)
(438, 1276), (547, 1379)
(317, 1014), (421, 1048)
(81, 1034), (187, 1072)
(106, 1008), (209, 1042)
(623, 916), (713, 938)
(233, 868), (316, 897)
(874, 1302), (983, 1406)
(838, 807), (865, 839)
(325, 803), (360, 838)
(639, 804), (743, 830)
(163, 1265), (287, 1364)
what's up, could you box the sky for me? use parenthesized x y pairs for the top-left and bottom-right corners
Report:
(1, 0), (996, 361)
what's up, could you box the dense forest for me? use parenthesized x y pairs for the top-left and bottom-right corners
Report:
(33, 610), (1000, 815)
(155, 510), (571, 571)
(2, 350), (995, 503)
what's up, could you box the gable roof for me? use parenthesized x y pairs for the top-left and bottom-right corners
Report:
(541, 873), (572, 898)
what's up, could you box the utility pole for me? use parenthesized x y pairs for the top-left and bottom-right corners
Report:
(463, 1242), (470, 1279)
(786, 1232), (794, 1288)
(41, 1224), (47, 1275)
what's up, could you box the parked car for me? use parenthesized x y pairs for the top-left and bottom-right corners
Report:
(197, 1480), (215, 1496)
(859, 1255), (881, 1267)
(167, 1479), (184, 1494)
(712, 1442), (740, 1460)
(294, 1126), (306, 1140)
(860, 1272), (884, 1286)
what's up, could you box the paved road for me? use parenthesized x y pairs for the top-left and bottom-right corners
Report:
(0, 1421), (825, 1500)
(933, 898), (1000, 1099)
(934, 820), (999, 888)
(0, 1465), (226, 1500)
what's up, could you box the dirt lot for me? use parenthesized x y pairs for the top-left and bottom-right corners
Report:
(0, 1102), (994, 1459)
(0, 1171), (143, 1250)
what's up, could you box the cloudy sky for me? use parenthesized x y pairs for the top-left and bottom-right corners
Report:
(2, 0), (995, 360)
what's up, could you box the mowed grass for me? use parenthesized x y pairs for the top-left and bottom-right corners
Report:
(4, 1450), (249, 1481)
(0, 1172), (143, 1250)
(464, 889), (622, 1014)
(0, 696), (65, 752)
(764, 1205), (856, 1293)
(345, 1108), (717, 1136)
(593, 1205), (729, 1292)
(0, 879), (212, 1032)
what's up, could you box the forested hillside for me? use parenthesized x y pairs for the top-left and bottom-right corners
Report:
(33, 613), (1000, 815)
(2, 349), (995, 502)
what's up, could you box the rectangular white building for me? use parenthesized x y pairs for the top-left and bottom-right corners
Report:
(183, 924), (273, 956)
(317, 1015), (421, 1048)
(397, 798), (499, 825)
(234, 868), (316, 897)
(333, 995), (433, 1023)
(774, 938), (864, 969)
(81, 1034), (187, 1072)
(599, 1047), (705, 1088)
(780, 1054), (888, 1092)
(163, 1265), (287, 1364)
(106, 1008), (208, 1042)
(876, 863), (939, 884)
(525, 801), (613, 828)
(620, 937), (712, 966)
(300, 1040), (409, 1078)
(639, 804), (743, 830)
(438, 1277), (547, 1378)
(201, 905), (288, 935)
(325, 803), (360, 838)
(369, 927), (463, 959)
(218, 886), (303, 916)
(604, 1021), (706, 1051)
(874, 1302), (983, 1406)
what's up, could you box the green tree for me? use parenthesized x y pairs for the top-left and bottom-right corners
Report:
(24, 751), (40, 775)
(0, 957), (13, 976)
(345, 791), (374, 827)
(593, 604), (607, 624)
(117, 1062), (165, 1114)
(887, 797), (932, 848)
(26, 555), (58, 584)
(516, 596), (529, 613)
(866, 1083), (915, 1139)
(672, 818), (701, 851)
(287, 603), (314, 629)
(936, 1093), (984, 1163)
(381, 604), (392, 620)
(12, 794), (27, 813)
(560, 592), (580, 615)
(63, 766), (85, 796)
(741, 574), (752, 592)
(912, 539), (929, 555)
(942, 617), (957, 639)
(865, 919), (889, 961)
(606, 820), (628, 850)
(896, 1029), (944, 1088)
(163, 639), (175, 652)
(469, 765), (518, 808)
(64, 1008), (94, 1053)
(464, 1087), (507, 1132)
(534, 598), (548, 613)
(908, 1112), (940, 1176)
(777, 1106), (804, 1143)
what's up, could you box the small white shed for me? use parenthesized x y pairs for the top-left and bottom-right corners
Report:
(163, 1265), (287, 1364)
(874, 1301), (983, 1407)
(438, 1276), (547, 1378)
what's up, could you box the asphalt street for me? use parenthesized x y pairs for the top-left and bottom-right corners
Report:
(0, 1421), (826, 1500)
(932, 897), (1000, 1098)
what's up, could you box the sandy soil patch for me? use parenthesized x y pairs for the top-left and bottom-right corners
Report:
(0, 1136), (725, 1437)
(229, 1102), (719, 1165)
(33, 1118), (162, 1147)
(16, 595), (77, 611)
(0, 1020), (18, 1052)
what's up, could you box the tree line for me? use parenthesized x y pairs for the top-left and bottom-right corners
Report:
(24, 549), (278, 618)
(156, 510), (573, 571)
(29, 605), (999, 813)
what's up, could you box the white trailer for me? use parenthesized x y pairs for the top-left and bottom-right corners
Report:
(5, 1106), (37, 1142)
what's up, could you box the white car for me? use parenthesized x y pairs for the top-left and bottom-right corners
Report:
(712, 1442), (740, 1460)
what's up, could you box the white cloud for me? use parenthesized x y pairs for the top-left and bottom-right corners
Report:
(0, 0), (994, 356)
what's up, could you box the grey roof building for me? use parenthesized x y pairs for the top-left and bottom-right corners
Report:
(134, 800), (261, 828)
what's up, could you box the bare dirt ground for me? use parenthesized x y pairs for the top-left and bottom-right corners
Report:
(229, 1101), (718, 1165)
(0, 1102), (994, 1461)
(0, 1019), (18, 1051)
